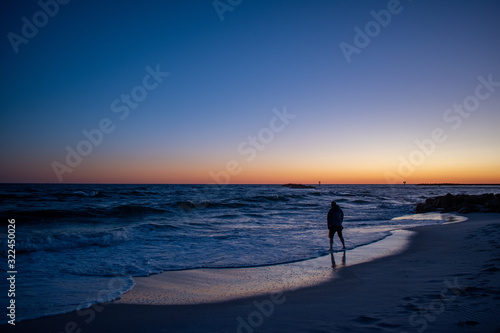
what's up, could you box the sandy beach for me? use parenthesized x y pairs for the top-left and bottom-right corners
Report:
(7, 213), (500, 333)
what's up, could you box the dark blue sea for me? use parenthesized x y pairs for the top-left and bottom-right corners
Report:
(1, 183), (499, 323)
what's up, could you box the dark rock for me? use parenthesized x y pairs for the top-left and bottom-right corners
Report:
(282, 183), (315, 189)
(415, 203), (426, 213)
(458, 204), (478, 214)
(415, 193), (500, 214)
(484, 196), (500, 213)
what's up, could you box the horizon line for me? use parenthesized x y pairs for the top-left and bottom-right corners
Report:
(2, 182), (500, 186)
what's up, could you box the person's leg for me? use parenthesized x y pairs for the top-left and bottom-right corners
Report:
(329, 228), (336, 251)
(337, 229), (346, 249)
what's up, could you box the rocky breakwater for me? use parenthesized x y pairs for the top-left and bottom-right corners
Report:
(416, 193), (500, 214)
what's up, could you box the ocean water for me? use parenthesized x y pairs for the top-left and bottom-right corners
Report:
(1, 183), (499, 323)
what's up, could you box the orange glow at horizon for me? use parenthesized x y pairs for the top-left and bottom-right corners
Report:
(46, 156), (500, 185)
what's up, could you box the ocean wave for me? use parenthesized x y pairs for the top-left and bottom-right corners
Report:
(329, 198), (373, 205)
(49, 190), (109, 200)
(70, 190), (102, 197)
(132, 222), (179, 231)
(108, 204), (168, 217)
(154, 232), (394, 271)
(245, 194), (292, 202)
(3, 203), (173, 221)
(214, 214), (241, 219)
(377, 203), (400, 209)
(245, 213), (264, 218)
(2, 274), (136, 324)
(61, 261), (157, 277)
(2, 208), (96, 220)
(330, 191), (357, 197)
(129, 190), (159, 196)
(175, 200), (249, 211)
(18, 228), (131, 253)
(0, 189), (107, 203)
(0, 193), (38, 200)
(175, 201), (207, 211)
(351, 199), (372, 204)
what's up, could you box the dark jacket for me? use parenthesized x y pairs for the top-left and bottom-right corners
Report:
(327, 206), (344, 227)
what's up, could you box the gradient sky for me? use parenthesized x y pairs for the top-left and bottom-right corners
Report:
(1, 0), (499, 184)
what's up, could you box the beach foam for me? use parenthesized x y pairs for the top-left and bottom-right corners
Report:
(115, 229), (414, 305)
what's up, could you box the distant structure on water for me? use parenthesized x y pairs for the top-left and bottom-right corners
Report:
(282, 183), (316, 189)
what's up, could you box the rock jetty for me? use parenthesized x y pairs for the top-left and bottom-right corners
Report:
(415, 193), (500, 214)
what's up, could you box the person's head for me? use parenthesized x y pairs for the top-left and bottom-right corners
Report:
(331, 200), (337, 208)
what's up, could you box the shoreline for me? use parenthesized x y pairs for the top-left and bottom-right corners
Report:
(113, 212), (468, 307)
(7, 213), (500, 332)
(114, 229), (414, 305)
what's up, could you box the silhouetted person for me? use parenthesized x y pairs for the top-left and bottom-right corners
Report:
(327, 200), (345, 251)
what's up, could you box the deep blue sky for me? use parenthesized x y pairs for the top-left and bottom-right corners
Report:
(1, 0), (499, 183)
